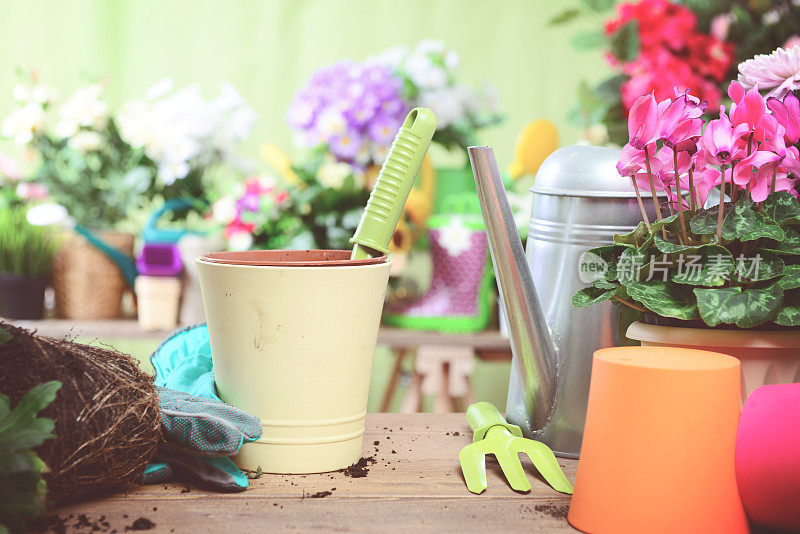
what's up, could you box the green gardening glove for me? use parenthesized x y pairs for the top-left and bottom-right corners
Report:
(141, 324), (262, 492)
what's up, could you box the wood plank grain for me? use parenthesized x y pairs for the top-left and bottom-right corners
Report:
(41, 414), (578, 533)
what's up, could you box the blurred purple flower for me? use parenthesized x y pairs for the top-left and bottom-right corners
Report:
(287, 59), (407, 165)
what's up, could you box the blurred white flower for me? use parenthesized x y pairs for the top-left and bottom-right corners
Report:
(68, 130), (104, 152)
(375, 46), (408, 68)
(211, 196), (237, 224)
(405, 54), (447, 89)
(438, 217), (472, 257)
(419, 88), (463, 128)
(117, 81), (256, 186)
(1, 103), (46, 145)
(444, 51), (460, 70)
(417, 39), (446, 55)
(158, 159), (191, 186)
(12, 83), (58, 105)
(317, 108), (347, 137)
(227, 230), (254, 252)
(585, 124), (609, 146)
(146, 78), (174, 100)
(55, 84), (108, 139)
(317, 160), (353, 189)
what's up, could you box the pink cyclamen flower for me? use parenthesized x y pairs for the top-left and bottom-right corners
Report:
(627, 93), (661, 150)
(727, 81), (769, 141)
(766, 92), (800, 145)
(658, 92), (705, 150)
(738, 46), (800, 99)
(700, 108), (749, 166)
(617, 143), (649, 177)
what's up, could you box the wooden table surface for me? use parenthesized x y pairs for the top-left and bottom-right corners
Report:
(39, 414), (577, 533)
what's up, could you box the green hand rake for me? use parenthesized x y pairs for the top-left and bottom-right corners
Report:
(459, 402), (573, 495)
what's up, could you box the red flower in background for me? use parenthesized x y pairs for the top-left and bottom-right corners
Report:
(606, 0), (733, 113)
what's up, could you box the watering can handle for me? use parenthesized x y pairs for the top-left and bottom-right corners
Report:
(465, 402), (523, 442)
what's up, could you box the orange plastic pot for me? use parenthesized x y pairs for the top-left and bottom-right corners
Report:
(568, 346), (748, 534)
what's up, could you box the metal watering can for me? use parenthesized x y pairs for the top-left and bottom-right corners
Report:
(468, 145), (656, 458)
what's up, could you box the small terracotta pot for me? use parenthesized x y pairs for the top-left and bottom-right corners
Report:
(197, 249), (391, 474)
(627, 321), (800, 400)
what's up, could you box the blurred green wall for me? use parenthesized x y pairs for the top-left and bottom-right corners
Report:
(0, 0), (610, 169)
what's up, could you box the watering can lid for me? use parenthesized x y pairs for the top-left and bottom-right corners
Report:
(531, 145), (662, 199)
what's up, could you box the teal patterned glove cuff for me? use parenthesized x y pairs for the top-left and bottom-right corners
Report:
(157, 387), (262, 457)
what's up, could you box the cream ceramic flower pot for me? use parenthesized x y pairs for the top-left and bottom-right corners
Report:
(134, 276), (182, 331)
(197, 250), (391, 474)
(627, 321), (800, 400)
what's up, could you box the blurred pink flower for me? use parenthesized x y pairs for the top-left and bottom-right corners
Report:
(784, 36), (800, 51)
(0, 151), (20, 180)
(738, 46), (800, 99)
(16, 182), (48, 200)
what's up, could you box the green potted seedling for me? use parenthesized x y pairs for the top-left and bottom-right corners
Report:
(0, 207), (58, 319)
(573, 70), (800, 399)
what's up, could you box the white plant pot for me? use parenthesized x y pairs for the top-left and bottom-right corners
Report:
(627, 321), (800, 400)
(197, 250), (391, 474)
(135, 276), (182, 331)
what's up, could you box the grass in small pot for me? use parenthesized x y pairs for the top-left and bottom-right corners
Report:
(0, 207), (59, 277)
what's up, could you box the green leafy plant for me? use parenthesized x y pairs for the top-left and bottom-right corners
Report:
(0, 328), (61, 533)
(573, 192), (800, 329)
(0, 207), (59, 277)
(289, 150), (371, 250)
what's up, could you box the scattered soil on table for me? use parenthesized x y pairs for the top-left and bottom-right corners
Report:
(452, 431), (460, 436)
(339, 455), (377, 478)
(125, 517), (156, 531)
(306, 490), (333, 498)
(29, 513), (113, 533)
(534, 504), (569, 520)
(180, 486), (191, 493)
(373, 440), (380, 445)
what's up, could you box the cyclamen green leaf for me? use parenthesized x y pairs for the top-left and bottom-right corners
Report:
(778, 265), (800, 290)
(626, 280), (699, 320)
(694, 284), (784, 328)
(733, 251), (784, 282)
(690, 204), (733, 235)
(764, 227), (800, 255)
(654, 234), (718, 254)
(669, 245), (733, 287)
(614, 222), (651, 248)
(762, 191), (800, 226)
(572, 287), (616, 308)
(650, 213), (684, 236)
(775, 292), (800, 326)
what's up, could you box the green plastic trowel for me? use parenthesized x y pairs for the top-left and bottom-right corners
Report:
(350, 108), (437, 260)
(459, 402), (573, 495)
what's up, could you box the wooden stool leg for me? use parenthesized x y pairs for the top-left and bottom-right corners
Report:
(380, 348), (411, 412)
(400, 371), (423, 413)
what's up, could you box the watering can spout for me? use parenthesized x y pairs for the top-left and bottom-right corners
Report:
(468, 146), (558, 432)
